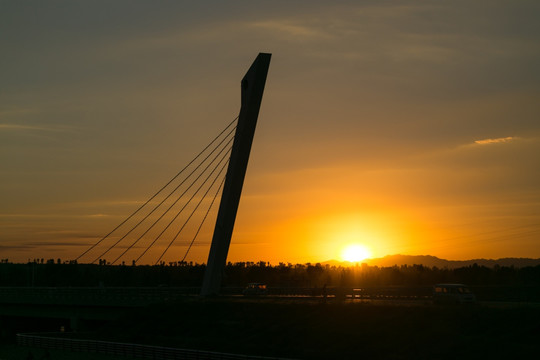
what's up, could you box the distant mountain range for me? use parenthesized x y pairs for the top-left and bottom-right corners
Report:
(323, 255), (540, 269)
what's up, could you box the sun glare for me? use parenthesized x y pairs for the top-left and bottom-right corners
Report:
(342, 244), (371, 262)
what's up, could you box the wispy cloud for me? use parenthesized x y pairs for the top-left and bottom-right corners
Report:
(0, 124), (49, 131)
(0, 240), (94, 252)
(250, 20), (332, 39)
(474, 136), (517, 145)
(0, 244), (35, 251)
(0, 108), (38, 117)
(86, 214), (109, 218)
(0, 123), (78, 133)
(63, 200), (145, 208)
(0, 213), (115, 220)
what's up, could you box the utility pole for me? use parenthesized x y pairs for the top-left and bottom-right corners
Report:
(201, 53), (271, 296)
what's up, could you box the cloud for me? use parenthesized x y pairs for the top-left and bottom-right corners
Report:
(0, 108), (38, 117)
(250, 20), (331, 39)
(0, 213), (117, 221)
(0, 124), (49, 131)
(474, 136), (517, 145)
(86, 214), (110, 218)
(0, 239), (94, 252)
(24, 241), (91, 247)
(0, 244), (36, 251)
(0, 123), (77, 133)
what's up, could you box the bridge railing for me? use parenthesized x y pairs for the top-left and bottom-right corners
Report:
(0, 285), (435, 304)
(0, 287), (201, 306)
(17, 333), (289, 360)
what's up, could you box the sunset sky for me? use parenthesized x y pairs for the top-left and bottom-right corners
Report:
(1, 1), (539, 264)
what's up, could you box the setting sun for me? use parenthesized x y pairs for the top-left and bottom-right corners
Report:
(342, 244), (372, 262)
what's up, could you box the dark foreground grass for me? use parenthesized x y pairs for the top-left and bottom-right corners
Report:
(0, 343), (125, 360)
(81, 299), (539, 360)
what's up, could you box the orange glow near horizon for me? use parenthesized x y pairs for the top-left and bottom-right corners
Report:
(312, 212), (400, 260)
(341, 244), (372, 262)
(256, 211), (415, 264)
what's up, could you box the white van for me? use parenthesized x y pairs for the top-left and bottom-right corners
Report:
(432, 284), (476, 305)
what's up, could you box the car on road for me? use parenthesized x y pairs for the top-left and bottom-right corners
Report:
(242, 283), (268, 296)
(433, 283), (476, 305)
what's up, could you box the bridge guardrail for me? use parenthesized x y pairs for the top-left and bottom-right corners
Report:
(0, 287), (201, 306)
(0, 286), (436, 306)
(17, 333), (291, 360)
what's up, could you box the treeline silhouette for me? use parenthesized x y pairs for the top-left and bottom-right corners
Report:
(1, 260), (540, 289)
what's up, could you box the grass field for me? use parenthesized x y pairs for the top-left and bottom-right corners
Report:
(81, 298), (540, 359)
(0, 344), (125, 360)
(3, 298), (540, 359)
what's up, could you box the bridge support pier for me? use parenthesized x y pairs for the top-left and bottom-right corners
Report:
(201, 53), (271, 296)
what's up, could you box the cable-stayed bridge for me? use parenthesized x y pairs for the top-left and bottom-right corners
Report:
(73, 53), (272, 296)
(0, 54), (272, 339)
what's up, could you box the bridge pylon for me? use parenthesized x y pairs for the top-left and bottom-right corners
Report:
(200, 53), (271, 296)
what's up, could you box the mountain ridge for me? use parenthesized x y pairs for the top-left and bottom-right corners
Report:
(322, 254), (540, 269)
